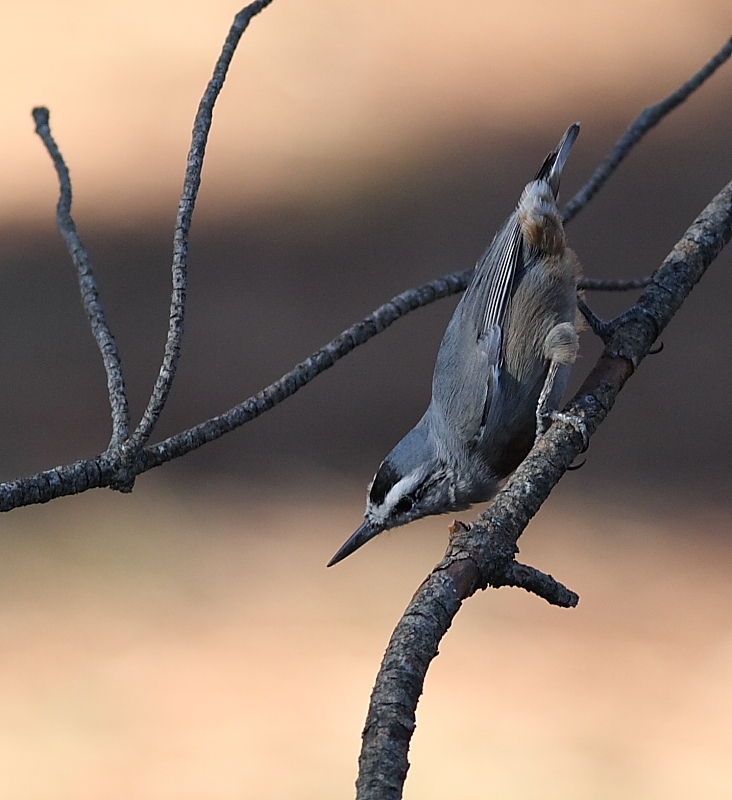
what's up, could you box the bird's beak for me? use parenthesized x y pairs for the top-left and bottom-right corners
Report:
(327, 519), (382, 567)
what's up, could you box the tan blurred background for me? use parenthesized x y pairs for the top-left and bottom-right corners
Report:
(1, 0), (732, 797)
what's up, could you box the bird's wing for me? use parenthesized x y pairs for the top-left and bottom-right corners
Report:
(431, 216), (523, 444)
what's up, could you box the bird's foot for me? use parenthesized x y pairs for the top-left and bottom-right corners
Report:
(577, 296), (659, 347)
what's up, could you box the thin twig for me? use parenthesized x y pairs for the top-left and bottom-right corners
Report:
(561, 36), (732, 223)
(345, 35), (732, 330)
(578, 275), (652, 291)
(139, 270), (473, 468)
(32, 107), (130, 449)
(354, 177), (732, 800)
(127, 0), (274, 452)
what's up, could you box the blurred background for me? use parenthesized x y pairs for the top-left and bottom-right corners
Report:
(0, 0), (731, 797)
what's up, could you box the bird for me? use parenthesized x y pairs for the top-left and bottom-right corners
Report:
(328, 123), (582, 567)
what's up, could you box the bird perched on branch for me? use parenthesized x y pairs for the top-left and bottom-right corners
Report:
(328, 124), (582, 567)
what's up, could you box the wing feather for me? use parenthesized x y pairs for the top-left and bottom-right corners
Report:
(471, 216), (523, 343)
(431, 216), (524, 444)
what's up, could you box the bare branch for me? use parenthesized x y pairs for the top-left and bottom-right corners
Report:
(336, 35), (732, 337)
(503, 561), (579, 606)
(444, 522), (579, 606)
(127, 0), (275, 452)
(0, 456), (113, 512)
(354, 177), (732, 800)
(139, 270), (473, 468)
(31, 106), (130, 449)
(561, 36), (732, 223)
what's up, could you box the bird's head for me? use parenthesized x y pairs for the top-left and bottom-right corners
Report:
(327, 420), (460, 566)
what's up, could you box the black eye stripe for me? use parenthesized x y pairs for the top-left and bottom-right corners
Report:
(369, 462), (400, 505)
(370, 466), (447, 510)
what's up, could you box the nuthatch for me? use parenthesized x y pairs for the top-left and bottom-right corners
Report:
(328, 124), (582, 567)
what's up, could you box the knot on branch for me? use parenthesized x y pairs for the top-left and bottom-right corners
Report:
(440, 520), (578, 608)
(105, 445), (138, 493)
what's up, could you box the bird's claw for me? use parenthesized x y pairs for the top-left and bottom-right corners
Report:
(551, 410), (590, 451)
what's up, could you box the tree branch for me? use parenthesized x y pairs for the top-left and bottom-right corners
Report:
(561, 36), (732, 224)
(31, 107), (130, 449)
(578, 275), (651, 291)
(126, 0), (274, 453)
(355, 177), (732, 800)
(322, 33), (732, 347)
(138, 269), (474, 468)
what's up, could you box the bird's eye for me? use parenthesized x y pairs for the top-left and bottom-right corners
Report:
(395, 497), (413, 514)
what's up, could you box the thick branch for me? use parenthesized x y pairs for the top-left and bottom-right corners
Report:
(127, 0), (274, 452)
(355, 178), (732, 800)
(32, 107), (130, 448)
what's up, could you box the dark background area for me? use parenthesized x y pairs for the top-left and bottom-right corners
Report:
(1, 90), (731, 504)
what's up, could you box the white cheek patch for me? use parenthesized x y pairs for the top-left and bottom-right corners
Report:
(368, 471), (422, 525)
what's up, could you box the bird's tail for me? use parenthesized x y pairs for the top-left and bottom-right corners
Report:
(534, 122), (580, 198)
